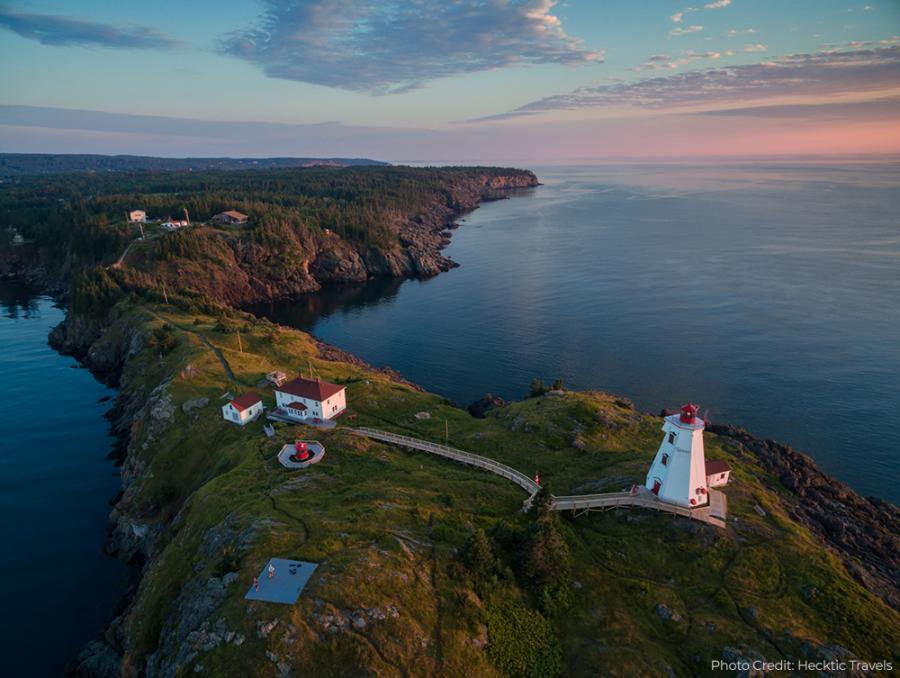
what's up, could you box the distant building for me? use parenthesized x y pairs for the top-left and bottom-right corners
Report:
(128, 210), (147, 223)
(645, 404), (715, 508)
(705, 459), (731, 488)
(212, 210), (249, 225)
(274, 376), (346, 421)
(222, 391), (264, 426)
(161, 219), (190, 231)
(266, 370), (288, 387)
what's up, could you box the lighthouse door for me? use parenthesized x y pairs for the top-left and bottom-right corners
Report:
(651, 479), (661, 495)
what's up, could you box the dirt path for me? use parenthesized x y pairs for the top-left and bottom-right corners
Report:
(145, 307), (242, 386)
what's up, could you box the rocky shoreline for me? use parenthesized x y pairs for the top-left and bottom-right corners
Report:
(708, 424), (899, 611)
(120, 172), (540, 308)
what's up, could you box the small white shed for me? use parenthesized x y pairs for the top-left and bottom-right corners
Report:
(705, 459), (732, 488)
(222, 391), (264, 426)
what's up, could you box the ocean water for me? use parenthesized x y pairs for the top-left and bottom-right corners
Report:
(0, 284), (128, 676)
(252, 162), (900, 504)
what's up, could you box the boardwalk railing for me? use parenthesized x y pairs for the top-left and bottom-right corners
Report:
(352, 427), (540, 495)
(351, 427), (725, 528)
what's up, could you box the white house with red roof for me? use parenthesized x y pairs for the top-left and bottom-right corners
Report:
(274, 376), (346, 421)
(222, 391), (264, 426)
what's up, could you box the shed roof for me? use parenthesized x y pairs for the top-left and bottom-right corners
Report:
(229, 391), (262, 412)
(705, 459), (731, 475)
(277, 376), (344, 402)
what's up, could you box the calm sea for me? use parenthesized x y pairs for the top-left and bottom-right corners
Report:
(0, 284), (128, 676)
(252, 162), (900, 504)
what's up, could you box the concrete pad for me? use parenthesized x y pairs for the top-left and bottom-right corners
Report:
(244, 558), (317, 604)
(277, 442), (325, 469)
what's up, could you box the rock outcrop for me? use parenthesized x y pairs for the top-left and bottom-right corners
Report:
(709, 424), (900, 610)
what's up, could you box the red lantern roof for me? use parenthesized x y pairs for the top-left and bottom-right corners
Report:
(679, 403), (699, 424)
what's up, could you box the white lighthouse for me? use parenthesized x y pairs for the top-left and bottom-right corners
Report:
(645, 404), (709, 508)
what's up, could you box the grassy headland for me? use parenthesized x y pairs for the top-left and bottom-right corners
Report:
(58, 296), (899, 677)
(1, 165), (896, 676)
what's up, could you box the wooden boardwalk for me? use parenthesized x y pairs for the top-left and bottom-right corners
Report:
(351, 427), (540, 494)
(351, 427), (726, 529)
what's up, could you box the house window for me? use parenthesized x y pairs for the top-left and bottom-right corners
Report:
(661, 453), (669, 466)
(668, 432), (676, 444)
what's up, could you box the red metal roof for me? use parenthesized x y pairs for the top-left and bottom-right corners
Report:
(285, 401), (307, 411)
(229, 391), (262, 412)
(680, 403), (699, 424)
(214, 210), (248, 220)
(705, 459), (731, 475)
(277, 376), (344, 402)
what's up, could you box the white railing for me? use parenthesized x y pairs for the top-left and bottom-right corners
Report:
(352, 427), (539, 494)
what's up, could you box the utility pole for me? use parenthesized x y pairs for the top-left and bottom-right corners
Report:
(445, 418), (449, 445)
(162, 282), (169, 305)
(237, 330), (243, 354)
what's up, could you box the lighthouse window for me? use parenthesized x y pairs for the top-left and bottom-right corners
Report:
(661, 453), (669, 466)
(668, 432), (676, 444)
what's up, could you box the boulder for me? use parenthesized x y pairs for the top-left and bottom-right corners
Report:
(467, 394), (506, 418)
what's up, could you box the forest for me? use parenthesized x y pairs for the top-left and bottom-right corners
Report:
(0, 165), (534, 267)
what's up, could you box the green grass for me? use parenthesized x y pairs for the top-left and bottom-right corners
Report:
(102, 301), (899, 677)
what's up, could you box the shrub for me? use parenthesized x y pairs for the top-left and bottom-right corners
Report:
(485, 602), (561, 678)
(71, 266), (123, 317)
(529, 379), (546, 398)
(147, 324), (180, 356)
(461, 528), (498, 584)
(522, 516), (573, 615)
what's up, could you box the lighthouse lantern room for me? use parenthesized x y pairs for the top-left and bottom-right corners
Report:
(645, 404), (710, 508)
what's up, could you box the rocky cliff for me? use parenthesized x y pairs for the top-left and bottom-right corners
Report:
(121, 171), (539, 307)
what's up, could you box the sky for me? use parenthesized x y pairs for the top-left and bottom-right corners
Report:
(0, 0), (898, 162)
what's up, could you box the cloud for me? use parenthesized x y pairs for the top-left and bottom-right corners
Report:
(0, 8), (181, 49)
(743, 43), (768, 52)
(478, 45), (900, 119)
(699, 96), (900, 120)
(632, 49), (726, 71)
(670, 0), (728, 26)
(725, 28), (756, 37)
(219, 0), (603, 95)
(670, 25), (704, 36)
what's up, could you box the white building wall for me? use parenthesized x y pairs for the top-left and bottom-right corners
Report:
(222, 401), (263, 425)
(275, 388), (346, 420)
(322, 390), (346, 419)
(707, 470), (730, 488)
(644, 416), (709, 508)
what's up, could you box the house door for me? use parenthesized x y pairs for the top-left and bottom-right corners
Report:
(651, 479), (661, 495)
